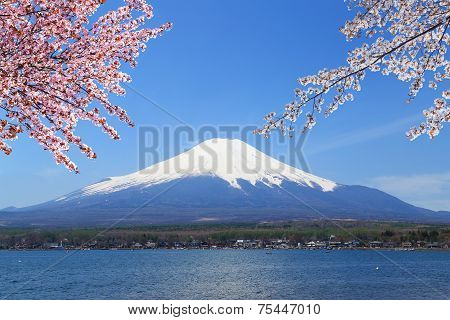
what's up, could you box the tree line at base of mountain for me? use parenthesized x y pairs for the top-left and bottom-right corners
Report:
(0, 220), (449, 250)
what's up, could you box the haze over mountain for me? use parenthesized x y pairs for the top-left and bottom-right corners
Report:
(1, 138), (448, 227)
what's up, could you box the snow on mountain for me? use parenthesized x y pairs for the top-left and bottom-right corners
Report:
(3, 138), (449, 227)
(57, 138), (337, 201)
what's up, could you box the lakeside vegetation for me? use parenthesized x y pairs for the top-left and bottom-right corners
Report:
(0, 220), (449, 250)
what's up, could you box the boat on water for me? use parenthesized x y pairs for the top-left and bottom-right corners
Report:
(50, 241), (64, 250)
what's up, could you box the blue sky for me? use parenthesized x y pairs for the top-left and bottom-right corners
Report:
(1, 0), (449, 210)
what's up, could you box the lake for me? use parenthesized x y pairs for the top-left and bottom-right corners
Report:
(0, 250), (448, 299)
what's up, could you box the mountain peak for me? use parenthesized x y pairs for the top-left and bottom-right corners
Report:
(56, 138), (337, 202)
(193, 138), (255, 154)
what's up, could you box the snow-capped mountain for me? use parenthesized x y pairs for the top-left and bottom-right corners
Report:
(1, 138), (448, 227)
(58, 138), (337, 201)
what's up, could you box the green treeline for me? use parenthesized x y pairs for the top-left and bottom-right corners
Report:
(0, 221), (449, 249)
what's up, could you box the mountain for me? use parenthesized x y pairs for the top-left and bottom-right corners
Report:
(0, 206), (18, 212)
(1, 138), (449, 227)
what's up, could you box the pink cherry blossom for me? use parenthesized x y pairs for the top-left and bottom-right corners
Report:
(0, 0), (171, 172)
(255, 0), (449, 141)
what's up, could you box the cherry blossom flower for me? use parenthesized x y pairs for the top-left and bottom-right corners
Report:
(255, 0), (449, 141)
(0, 0), (171, 172)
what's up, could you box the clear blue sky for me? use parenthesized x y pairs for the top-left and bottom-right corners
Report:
(1, 0), (449, 210)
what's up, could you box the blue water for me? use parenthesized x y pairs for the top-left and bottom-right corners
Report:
(0, 250), (448, 299)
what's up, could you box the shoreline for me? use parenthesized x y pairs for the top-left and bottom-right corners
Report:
(1, 221), (448, 252)
(2, 247), (449, 252)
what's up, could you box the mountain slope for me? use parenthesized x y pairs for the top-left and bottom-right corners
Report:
(57, 138), (337, 201)
(1, 138), (448, 227)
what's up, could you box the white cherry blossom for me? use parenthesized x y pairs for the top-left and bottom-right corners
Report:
(255, 0), (449, 141)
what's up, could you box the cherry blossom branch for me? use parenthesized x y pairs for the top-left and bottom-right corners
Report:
(256, 0), (450, 140)
(0, 0), (172, 171)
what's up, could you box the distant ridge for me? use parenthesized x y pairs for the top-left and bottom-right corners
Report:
(0, 206), (18, 212)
